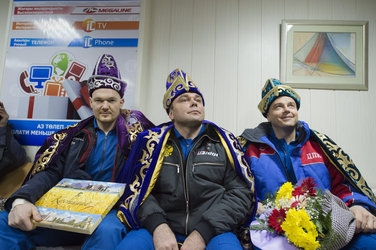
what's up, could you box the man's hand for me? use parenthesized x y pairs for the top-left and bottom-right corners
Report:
(350, 205), (376, 234)
(152, 223), (179, 250)
(256, 202), (265, 216)
(0, 101), (9, 128)
(8, 202), (42, 231)
(181, 230), (205, 250)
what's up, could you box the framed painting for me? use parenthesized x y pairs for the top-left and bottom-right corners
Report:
(280, 20), (368, 90)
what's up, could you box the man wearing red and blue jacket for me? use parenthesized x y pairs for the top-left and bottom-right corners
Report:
(239, 78), (376, 249)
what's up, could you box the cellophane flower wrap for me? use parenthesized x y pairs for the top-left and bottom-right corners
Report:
(251, 177), (338, 250)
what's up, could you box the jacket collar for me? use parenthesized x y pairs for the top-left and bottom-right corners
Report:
(240, 121), (310, 146)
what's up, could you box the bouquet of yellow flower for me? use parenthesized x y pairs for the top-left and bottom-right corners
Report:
(250, 177), (339, 250)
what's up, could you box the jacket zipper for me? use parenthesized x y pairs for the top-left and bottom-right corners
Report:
(164, 162), (180, 173)
(272, 142), (299, 183)
(259, 141), (292, 182)
(279, 147), (292, 181)
(192, 162), (223, 172)
(182, 135), (206, 235)
(170, 140), (189, 234)
(98, 133), (108, 179)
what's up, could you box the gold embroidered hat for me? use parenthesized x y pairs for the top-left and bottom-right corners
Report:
(163, 68), (204, 113)
(87, 54), (127, 98)
(258, 78), (301, 117)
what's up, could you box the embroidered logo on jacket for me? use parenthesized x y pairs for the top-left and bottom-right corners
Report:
(164, 145), (173, 157)
(197, 151), (219, 157)
(306, 152), (322, 160)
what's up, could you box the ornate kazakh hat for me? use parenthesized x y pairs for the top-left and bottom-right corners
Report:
(87, 54), (127, 98)
(163, 68), (204, 113)
(258, 78), (301, 117)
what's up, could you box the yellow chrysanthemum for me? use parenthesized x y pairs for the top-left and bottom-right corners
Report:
(281, 208), (320, 250)
(275, 182), (293, 207)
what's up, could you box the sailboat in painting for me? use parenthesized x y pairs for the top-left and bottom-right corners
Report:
(293, 32), (355, 77)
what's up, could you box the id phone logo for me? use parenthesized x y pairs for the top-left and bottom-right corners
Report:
(83, 36), (93, 48)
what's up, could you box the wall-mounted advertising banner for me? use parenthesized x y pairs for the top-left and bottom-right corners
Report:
(2, 0), (140, 146)
(8, 119), (78, 146)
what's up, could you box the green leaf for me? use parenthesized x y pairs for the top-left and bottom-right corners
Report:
(250, 224), (268, 231)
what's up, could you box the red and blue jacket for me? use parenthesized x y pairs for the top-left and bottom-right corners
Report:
(240, 121), (376, 211)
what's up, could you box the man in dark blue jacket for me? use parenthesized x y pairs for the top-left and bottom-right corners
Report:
(0, 54), (153, 249)
(116, 69), (255, 250)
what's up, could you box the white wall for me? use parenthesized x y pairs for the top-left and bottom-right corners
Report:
(135, 0), (376, 188)
(0, 0), (375, 188)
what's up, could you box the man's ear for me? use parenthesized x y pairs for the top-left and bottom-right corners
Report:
(89, 97), (93, 108)
(120, 98), (125, 106)
(265, 112), (271, 122)
(168, 107), (174, 121)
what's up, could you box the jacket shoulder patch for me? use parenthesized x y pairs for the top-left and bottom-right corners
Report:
(245, 143), (274, 159)
(301, 140), (325, 165)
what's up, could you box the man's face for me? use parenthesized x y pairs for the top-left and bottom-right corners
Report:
(266, 96), (298, 129)
(168, 92), (205, 127)
(89, 88), (124, 126)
